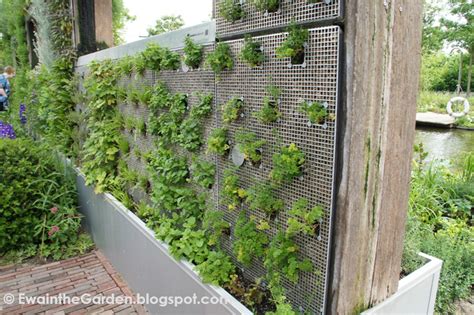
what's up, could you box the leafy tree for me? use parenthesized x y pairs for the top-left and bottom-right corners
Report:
(441, 0), (474, 96)
(422, 0), (445, 53)
(112, 0), (135, 45)
(147, 15), (184, 36)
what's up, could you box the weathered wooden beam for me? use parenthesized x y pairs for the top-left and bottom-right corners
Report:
(329, 0), (423, 313)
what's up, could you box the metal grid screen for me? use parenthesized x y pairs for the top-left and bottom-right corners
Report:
(216, 26), (341, 313)
(215, 0), (341, 38)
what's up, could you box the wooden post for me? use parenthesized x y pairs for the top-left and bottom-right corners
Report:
(329, 0), (423, 313)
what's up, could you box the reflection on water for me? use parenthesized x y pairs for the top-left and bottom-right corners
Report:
(415, 128), (474, 162)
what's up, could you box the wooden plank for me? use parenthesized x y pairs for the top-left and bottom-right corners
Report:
(328, 0), (424, 313)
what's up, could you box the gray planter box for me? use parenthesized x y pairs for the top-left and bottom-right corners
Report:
(362, 253), (442, 315)
(74, 170), (252, 315)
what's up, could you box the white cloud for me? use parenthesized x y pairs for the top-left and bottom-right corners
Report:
(122, 0), (213, 43)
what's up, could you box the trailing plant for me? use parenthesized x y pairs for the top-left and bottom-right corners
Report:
(183, 35), (204, 69)
(300, 100), (328, 124)
(253, 83), (282, 124)
(190, 158), (216, 189)
(270, 143), (305, 184)
(264, 231), (313, 284)
(276, 21), (309, 64)
(286, 198), (324, 237)
(207, 128), (230, 155)
(196, 251), (236, 286)
(82, 60), (123, 193)
(235, 129), (266, 165)
(245, 182), (284, 217)
(251, 0), (280, 13)
(177, 117), (204, 151)
(233, 212), (269, 266)
(168, 217), (209, 265)
(222, 168), (247, 210)
(147, 148), (189, 185)
(219, 0), (246, 23)
(221, 97), (244, 124)
(239, 35), (265, 68)
(206, 42), (234, 77)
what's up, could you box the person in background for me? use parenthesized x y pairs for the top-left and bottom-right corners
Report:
(0, 66), (15, 111)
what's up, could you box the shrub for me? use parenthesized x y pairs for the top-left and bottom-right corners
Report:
(0, 138), (93, 259)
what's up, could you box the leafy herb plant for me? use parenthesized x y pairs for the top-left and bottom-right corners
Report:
(220, 0), (246, 23)
(207, 128), (230, 156)
(190, 158), (216, 189)
(246, 182), (284, 217)
(222, 168), (247, 210)
(270, 143), (305, 184)
(253, 83), (281, 124)
(233, 212), (269, 266)
(264, 231), (313, 284)
(239, 35), (265, 68)
(286, 198), (324, 237)
(276, 22), (309, 64)
(191, 93), (213, 118)
(235, 129), (266, 164)
(222, 97), (244, 124)
(196, 251), (236, 286)
(206, 42), (234, 77)
(183, 35), (204, 69)
(300, 100), (328, 124)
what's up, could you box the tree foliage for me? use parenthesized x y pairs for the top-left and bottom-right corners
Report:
(147, 15), (184, 36)
(112, 0), (135, 45)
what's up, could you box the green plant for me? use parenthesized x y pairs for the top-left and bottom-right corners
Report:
(270, 143), (305, 184)
(233, 212), (269, 266)
(0, 139), (93, 259)
(190, 158), (216, 189)
(207, 128), (230, 155)
(286, 198), (324, 237)
(116, 55), (134, 77)
(196, 251), (236, 286)
(276, 22), (309, 64)
(222, 168), (247, 210)
(245, 182), (284, 217)
(239, 35), (265, 68)
(206, 42), (234, 77)
(235, 129), (266, 164)
(183, 35), (204, 69)
(300, 100), (328, 124)
(191, 93), (213, 119)
(147, 148), (189, 185)
(177, 117), (204, 151)
(160, 48), (181, 70)
(117, 135), (130, 154)
(149, 82), (171, 111)
(203, 209), (230, 247)
(168, 217), (209, 265)
(219, 0), (245, 23)
(251, 0), (280, 13)
(136, 117), (146, 135)
(254, 83), (282, 123)
(221, 97), (244, 124)
(141, 43), (164, 70)
(265, 232), (313, 284)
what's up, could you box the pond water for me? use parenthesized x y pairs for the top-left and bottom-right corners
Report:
(415, 127), (474, 162)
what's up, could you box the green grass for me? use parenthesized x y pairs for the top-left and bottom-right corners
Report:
(403, 150), (474, 314)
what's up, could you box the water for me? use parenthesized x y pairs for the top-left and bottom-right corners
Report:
(415, 127), (474, 162)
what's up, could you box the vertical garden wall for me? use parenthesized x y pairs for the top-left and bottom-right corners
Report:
(70, 0), (424, 314)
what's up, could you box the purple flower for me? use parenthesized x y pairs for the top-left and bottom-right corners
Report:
(19, 104), (27, 125)
(0, 121), (16, 139)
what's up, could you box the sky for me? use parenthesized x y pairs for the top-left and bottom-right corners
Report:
(122, 0), (213, 43)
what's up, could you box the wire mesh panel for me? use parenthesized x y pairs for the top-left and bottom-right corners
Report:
(215, 0), (341, 39)
(215, 26), (341, 313)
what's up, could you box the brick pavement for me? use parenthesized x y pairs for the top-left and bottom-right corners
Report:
(0, 250), (148, 315)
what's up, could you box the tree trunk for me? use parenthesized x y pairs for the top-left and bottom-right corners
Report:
(467, 49), (472, 97)
(329, 0), (424, 313)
